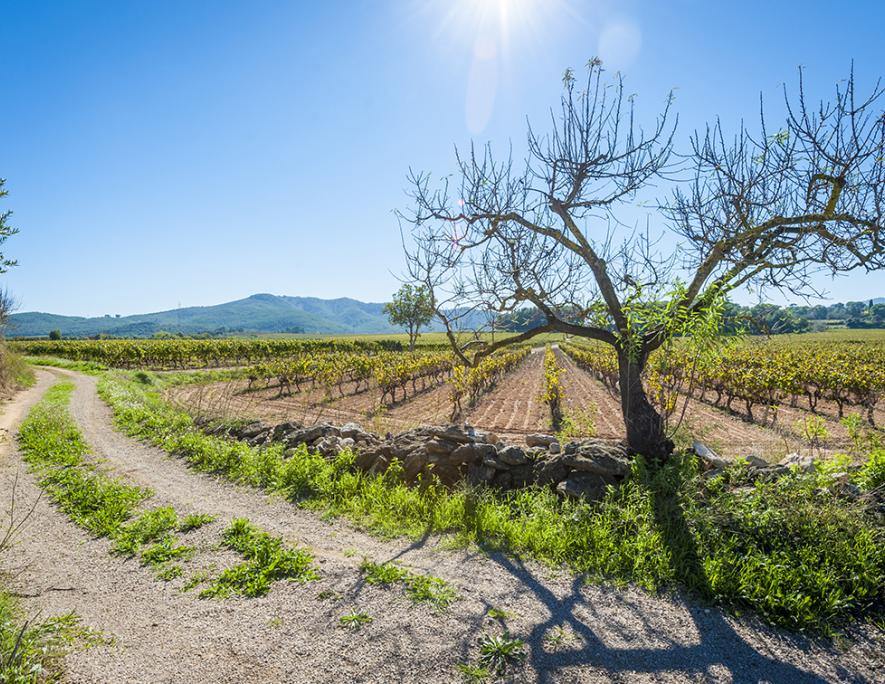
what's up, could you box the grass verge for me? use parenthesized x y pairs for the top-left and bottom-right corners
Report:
(98, 371), (885, 633)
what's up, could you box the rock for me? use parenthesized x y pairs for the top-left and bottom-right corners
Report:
(428, 425), (475, 444)
(239, 421), (269, 439)
(313, 435), (343, 457)
(742, 454), (769, 468)
(562, 442), (631, 478)
(498, 446), (528, 466)
(535, 455), (570, 486)
(563, 442), (578, 455)
(777, 452), (816, 472)
(271, 421), (302, 441)
(509, 464), (534, 488)
(339, 437), (355, 450)
(751, 464), (789, 482)
(526, 433), (557, 448)
(467, 462), (496, 486)
(556, 472), (615, 501)
(692, 441), (731, 471)
(425, 439), (460, 455)
(482, 453), (508, 470)
(548, 442), (561, 455)
(338, 422), (364, 438)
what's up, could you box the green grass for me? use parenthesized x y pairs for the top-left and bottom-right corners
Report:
(113, 506), (178, 556)
(17, 382), (200, 585)
(477, 633), (526, 675)
(178, 513), (215, 532)
(18, 382), (149, 538)
(199, 518), (318, 598)
(98, 370), (885, 633)
(24, 355), (108, 372)
(360, 559), (458, 610)
(0, 591), (109, 683)
(338, 609), (372, 630)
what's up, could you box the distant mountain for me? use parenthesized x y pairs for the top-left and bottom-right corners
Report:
(7, 294), (413, 338)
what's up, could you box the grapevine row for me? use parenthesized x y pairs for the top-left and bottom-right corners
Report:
(10, 338), (402, 369)
(561, 340), (885, 424)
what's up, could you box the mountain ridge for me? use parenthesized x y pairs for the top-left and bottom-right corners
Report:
(7, 294), (409, 337)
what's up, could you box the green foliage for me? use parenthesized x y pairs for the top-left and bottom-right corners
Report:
(384, 284), (435, 350)
(360, 560), (457, 610)
(99, 372), (885, 633)
(18, 383), (149, 538)
(477, 632), (526, 675)
(178, 513), (215, 532)
(156, 564), (184, 582)
(557, 407), (597, 441)
(199, 519), (318, 599)
(0, 594), (104, 684)
(48, 329), (62, 340)
(338, 610), (373, 630)
(113, 506), (178, 556)
(456, 662), (491, 682)
(855, 450), (885, 491)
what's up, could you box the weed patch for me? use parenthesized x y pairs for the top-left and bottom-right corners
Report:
(199, 519), (318, 598)
(360, 559), (458, 610)
(338, 609), (372, 630)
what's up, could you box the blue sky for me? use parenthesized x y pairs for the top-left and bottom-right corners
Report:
(2, 0), (884, 316)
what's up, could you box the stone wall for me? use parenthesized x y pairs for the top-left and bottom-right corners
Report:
(199, 418), (633, 502)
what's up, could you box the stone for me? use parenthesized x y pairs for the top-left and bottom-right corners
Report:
(526, 433), (557, 448)
(498, 446), (528, 466)
(339, 422), (364, 438)
(742, 454), (769, 468)
(777, 452), (816, 472)
(556, 472), (615, 501)
(428, 425), (475, 444)
(562, 443), (631, 478)
(467, 462), (497, 486)
(482, 453), (508, 470)
(271, 421), (302, 441)
(548, 442), (561, 454)
(535, 455), (570, 486)
(692, 441), (731, 471)
(509, 464), (534, 488)
(239, 421), (268, 439)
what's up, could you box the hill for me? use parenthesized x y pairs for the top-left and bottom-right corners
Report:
(7, 294), (406, 338)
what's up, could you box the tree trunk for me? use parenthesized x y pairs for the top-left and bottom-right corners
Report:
(617, 350), (672, 459)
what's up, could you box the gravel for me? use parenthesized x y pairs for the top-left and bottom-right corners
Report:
(0, 368), (881, 683)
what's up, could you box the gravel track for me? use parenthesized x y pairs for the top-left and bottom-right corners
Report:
(1, 369), (882, 682)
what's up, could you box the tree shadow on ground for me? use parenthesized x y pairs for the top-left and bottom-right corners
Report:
(478, 471), (859, 684)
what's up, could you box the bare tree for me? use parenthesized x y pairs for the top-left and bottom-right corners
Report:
(399, 61), (885, 458)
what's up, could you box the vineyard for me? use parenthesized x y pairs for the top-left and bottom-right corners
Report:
(13, 334), (885, 456)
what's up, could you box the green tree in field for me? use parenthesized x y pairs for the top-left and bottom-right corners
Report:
(49, 329), (62, 340)
(385, 284), (434, 351)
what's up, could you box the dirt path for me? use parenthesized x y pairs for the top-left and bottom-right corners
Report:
(1, 370), (881, 682)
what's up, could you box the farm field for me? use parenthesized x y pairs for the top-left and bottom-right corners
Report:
(154, 336), (883, 461)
